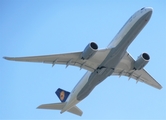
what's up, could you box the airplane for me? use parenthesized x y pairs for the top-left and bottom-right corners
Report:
(4, 7), (162, 116)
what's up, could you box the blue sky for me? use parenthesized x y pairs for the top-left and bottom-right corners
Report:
(1, 0), (166, 119)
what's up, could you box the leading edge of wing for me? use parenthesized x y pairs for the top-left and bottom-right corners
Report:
(3, 51), (82, 62)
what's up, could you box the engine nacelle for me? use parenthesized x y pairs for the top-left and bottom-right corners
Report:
(81, 42), (98, 60)
(134, 53), (150, 70)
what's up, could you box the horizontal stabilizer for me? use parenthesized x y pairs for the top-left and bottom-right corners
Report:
(37, 102), (83, 116)
(37, 102), (66, 110)
(68, 106), (83, 116)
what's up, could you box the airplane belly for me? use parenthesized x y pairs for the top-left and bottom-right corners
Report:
(77, 50), (123, 101)
(77, 9), (153, 101)
(77, 70), (113, 101)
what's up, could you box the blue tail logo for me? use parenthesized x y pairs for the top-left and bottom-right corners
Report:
(55, 88), (70, 102)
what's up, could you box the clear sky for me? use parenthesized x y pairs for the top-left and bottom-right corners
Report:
(1, 0), (166, 119)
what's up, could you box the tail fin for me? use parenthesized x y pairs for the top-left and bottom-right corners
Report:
(55, 88), (70, 102)
(37, 103), (83, 116)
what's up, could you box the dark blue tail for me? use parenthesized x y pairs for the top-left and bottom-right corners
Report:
(55, 88), (70, 102)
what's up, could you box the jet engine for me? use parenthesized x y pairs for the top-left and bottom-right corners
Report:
(81, 42), (98, 60)
(133, 53), (150, 70)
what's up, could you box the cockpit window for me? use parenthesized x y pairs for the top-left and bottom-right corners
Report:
(141, 7), (145, 10)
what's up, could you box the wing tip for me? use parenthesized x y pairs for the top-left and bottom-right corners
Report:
(3, 57), (9, 60)
(36, 105), (43, 109)
(3, 56), (15, 61)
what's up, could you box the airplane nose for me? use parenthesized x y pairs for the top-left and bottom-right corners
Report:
(141, 7), (153, 13)
(145, 7), (153, 13)
(143, 7), (153, 21)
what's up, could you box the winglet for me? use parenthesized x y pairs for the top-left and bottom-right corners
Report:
(3, 57), (7, 59)
(3, 57), (9, 60)
(3, 57), (14, 61)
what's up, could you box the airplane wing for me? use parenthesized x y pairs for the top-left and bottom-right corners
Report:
(113, 52), (162, 89)
(3, 49), (110, 72)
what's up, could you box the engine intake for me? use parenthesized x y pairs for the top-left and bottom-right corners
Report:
(134, 53), (150, 70)
(81, 42), (98, 60)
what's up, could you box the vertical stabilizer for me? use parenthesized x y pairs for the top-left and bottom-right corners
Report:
(55, 88), (70, 102)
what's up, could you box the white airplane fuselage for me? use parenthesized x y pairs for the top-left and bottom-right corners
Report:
(61, 7), (153, 113)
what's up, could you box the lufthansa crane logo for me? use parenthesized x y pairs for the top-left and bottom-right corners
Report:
(60, 91), (65, 101)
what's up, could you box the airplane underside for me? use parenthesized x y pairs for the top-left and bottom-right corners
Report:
(3, 7), (162, 116)
(76, 13), (150, 101)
